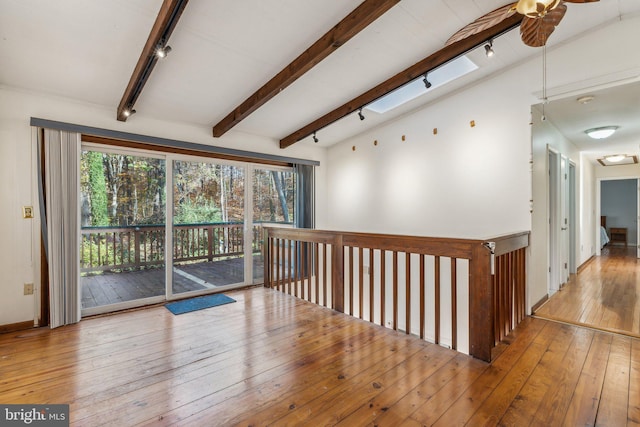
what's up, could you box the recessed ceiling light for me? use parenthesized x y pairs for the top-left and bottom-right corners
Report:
(585, 126), (618, 139)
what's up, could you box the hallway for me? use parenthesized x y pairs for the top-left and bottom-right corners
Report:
(534, 246), (640, 338)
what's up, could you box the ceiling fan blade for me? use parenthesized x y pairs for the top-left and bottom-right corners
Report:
(520, 3), (566, 47)
(445, 3), (518, 46)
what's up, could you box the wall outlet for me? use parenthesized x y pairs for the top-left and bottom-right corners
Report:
(24, 283), (34, 295)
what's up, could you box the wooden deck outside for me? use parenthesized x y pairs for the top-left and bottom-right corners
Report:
(81, 256), (261, 309)
(535, 246), (640, 338)
(1, 286), (638, 426)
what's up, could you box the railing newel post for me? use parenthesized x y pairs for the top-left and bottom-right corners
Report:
(469, 241), (494, 362)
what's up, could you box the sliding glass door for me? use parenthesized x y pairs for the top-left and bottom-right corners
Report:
(171, 160), (245, 295)
(80, 143), (297, 314)
(251, 167), (296, 283)
(80, 148), (166, 313)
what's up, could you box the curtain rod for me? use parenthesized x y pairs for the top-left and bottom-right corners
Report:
(30, 117), (320, 167)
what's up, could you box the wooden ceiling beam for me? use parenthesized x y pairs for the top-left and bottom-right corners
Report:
(212, 0), (401, 138)
(279, 12), (523, 148)
(117, 0), (189, 122)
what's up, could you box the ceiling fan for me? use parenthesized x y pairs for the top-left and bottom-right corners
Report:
(445, 0), (599, 48)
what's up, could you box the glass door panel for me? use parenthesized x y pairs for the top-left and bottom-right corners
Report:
(80, 149), (166, 311)
(172, 160), (245, 294)
(251, 168), (295, 283)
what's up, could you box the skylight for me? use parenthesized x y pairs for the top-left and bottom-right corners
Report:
(365, 56), (478, 114)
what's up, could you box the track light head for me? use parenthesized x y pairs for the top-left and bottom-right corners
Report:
(313, 132), (318, 143)
(423, 74), (432, 89)
(156, 44), (172, 58)
(484, 40), (494, 57)
(123, 107), (136, 117)
(358, 108), (365, 121)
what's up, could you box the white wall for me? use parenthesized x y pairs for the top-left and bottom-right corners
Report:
(580, 154), (596, 263)
(0, 86), (327, 327)
(326, 77), (532, 238)
(327, 14), (640, 312)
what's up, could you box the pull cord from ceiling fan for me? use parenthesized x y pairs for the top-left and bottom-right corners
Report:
(541, 44), (548, 121)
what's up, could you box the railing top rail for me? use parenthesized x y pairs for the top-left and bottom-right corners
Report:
(483, 231), (530, 257)
(81, 221), (293, 232)
(264, 227), (492, 259)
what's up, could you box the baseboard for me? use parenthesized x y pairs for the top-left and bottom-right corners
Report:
(577, 255), (595, 274)
(531, 294), (549, 314)
(0, 320), (35, 335)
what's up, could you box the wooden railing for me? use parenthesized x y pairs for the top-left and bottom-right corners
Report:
(262, 228), (529, 362)
(80, 222), (266, 273)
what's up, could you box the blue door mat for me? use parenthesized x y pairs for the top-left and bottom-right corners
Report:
(165, 293), (236, 315)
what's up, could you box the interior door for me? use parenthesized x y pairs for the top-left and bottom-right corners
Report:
(548, 149), (560, 294)
(560, 155), (570, 284)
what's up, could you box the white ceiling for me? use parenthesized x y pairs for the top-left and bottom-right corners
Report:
(1, 0), (639, 154)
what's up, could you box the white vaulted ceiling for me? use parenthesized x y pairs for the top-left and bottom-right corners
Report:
(1, 0), (639, 153)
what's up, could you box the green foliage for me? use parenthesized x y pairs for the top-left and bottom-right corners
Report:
(87, 151), (109, 226)
(174, 197), (222, 224)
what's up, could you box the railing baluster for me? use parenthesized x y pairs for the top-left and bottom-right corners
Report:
(288, 238), (293, 296)
(359, 247), (364, 320)
(322, 243), (327, 307)
(381, 249), (386, 329)
(348, 246), (354, 315)
(369, 249), (374, 323)
(393, 251), (398, 331)
(435, 255), (440, 345)
(293, 240), (299, 298)
(451, 257), (457, 351)
(420, 254), (425, 340)
(314, 242), (319, 304)
(405, 252), (411, 335)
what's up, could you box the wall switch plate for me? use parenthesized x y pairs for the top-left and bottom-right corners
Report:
(24, 283), (34, 295)
(23, 206), (33, 219)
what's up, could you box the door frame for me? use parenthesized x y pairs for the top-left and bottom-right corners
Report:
(596, 175), (640, 257)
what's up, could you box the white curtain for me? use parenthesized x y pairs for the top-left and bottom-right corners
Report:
(39, 129), (81, 328)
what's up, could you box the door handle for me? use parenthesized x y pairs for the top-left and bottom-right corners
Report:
(561, 227), (567, 230)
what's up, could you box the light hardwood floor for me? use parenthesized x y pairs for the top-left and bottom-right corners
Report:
(535, 246), (640, 338)
(1, 287), (638, 426)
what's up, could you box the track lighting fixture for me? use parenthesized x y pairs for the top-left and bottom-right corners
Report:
(423, 73), (432, 89)
(155, 44), (172, 58)
(123, 107), (136, 117)
(358, 108), (365, 121)
(313, 132), (318, 143)
(484, 40), (494, 58)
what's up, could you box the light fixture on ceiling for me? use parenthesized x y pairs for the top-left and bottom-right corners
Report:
(312, 132), (318, 143)
(358, 108), (365, 121)
(155, 43), (172, 59)
(123, 107), (136, 117)
(576, 95), (594, 104)
(604, 154), (626, 163)
(585, 126), (618, 139)
(423, 73), (432, 89)
(515, 0), (562, 18)
(484, 40), (494, 58)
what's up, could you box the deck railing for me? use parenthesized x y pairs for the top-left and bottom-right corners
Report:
(262, 228), (529, 362)
(80, 222), (266, 273)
